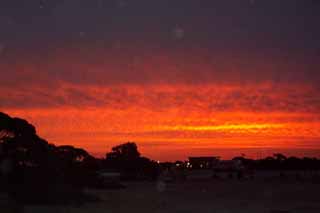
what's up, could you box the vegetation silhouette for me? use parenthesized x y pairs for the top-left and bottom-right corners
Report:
(0, 112), (98, 205)
(105, 142), (159, 180)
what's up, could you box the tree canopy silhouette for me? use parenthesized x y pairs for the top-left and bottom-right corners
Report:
(0, 112), (100, 204)
(105, 142), (159, 180)
(0, 112), (53, 170)
(106, 142), (140, 160)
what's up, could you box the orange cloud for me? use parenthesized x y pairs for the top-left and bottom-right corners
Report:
(1, 82), (319, 112)
(1, 65), (320, 160)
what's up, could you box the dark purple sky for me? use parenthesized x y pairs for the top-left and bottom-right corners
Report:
(0, 1), (319, 89)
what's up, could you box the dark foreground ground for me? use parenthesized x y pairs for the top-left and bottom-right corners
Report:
(7, 180), (320, 213)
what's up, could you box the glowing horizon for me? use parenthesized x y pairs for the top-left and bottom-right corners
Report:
(2, 82), (320, 161)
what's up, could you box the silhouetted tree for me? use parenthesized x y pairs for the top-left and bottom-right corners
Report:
(106, 142), (140, 160)
(0, 112), (52, 176)
(105, 142), (159, 180)
(0, 112), (100, 204)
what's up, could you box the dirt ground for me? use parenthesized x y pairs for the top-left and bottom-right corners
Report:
(23, 180), (320, 213)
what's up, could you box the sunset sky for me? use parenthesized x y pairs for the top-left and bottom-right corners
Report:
(1, 0), (320, 161)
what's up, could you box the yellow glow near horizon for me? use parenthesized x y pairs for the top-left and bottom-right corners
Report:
(159, 123), (285, 132)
